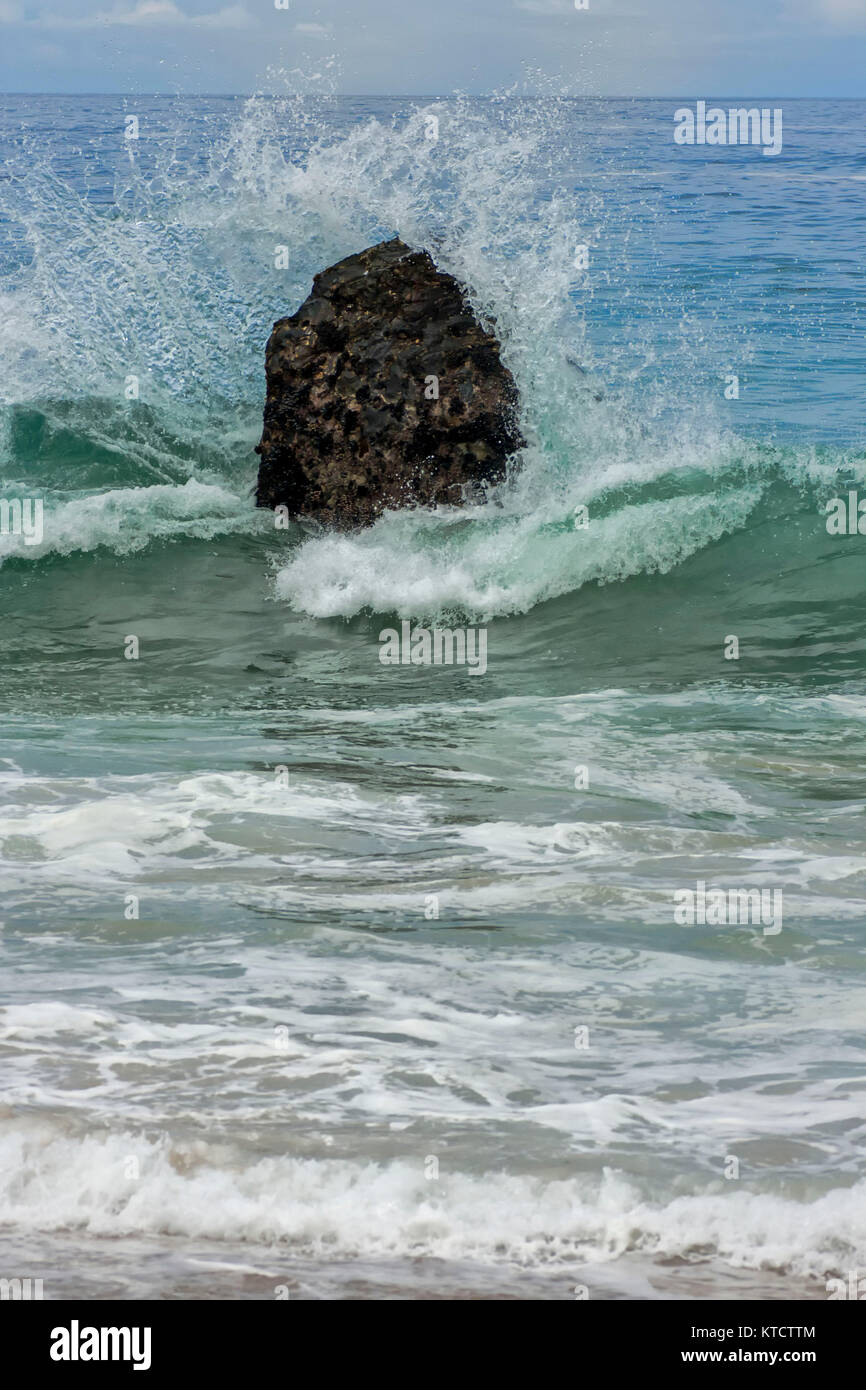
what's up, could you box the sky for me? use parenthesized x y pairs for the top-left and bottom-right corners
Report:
(0, 0), (865, 96)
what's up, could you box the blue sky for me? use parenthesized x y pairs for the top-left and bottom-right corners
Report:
(0, 0), (865, 95)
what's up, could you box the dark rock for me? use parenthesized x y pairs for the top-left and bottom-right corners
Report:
(255, 237), (524, 527)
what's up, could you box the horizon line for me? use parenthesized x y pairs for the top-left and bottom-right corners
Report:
(1, 91), (865, 100)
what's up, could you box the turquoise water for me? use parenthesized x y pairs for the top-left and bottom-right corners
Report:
(0, 93), (865, 1299)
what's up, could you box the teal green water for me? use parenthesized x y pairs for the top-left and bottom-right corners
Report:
(0, 94), (865, 1298)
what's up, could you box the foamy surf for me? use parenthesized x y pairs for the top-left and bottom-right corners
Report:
(273, 482), (767, 621)
(0, 1121), (861, 1286)
(2, 90), (865, 1305)
(0, 480), (257, 565)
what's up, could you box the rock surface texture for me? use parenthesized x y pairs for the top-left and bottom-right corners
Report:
(255, 237), (524, 527)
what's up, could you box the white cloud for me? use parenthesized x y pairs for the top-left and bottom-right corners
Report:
(513, 0), (575, 13)
(780, 0), (866, 30)
(95, 1), (252, 26)
(294, 21), (334, 38)
(10, 2), (255, 29)
(195, 3), (251, 26)
(816, 0), (866, 25)
(818, 0), (866, 12)
(100, 0), (189, 21)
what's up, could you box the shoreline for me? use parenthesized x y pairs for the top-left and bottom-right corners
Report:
(0, 1230), (830, 1302)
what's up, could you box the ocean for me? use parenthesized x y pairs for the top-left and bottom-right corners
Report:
(0, 92), (864, 1300)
